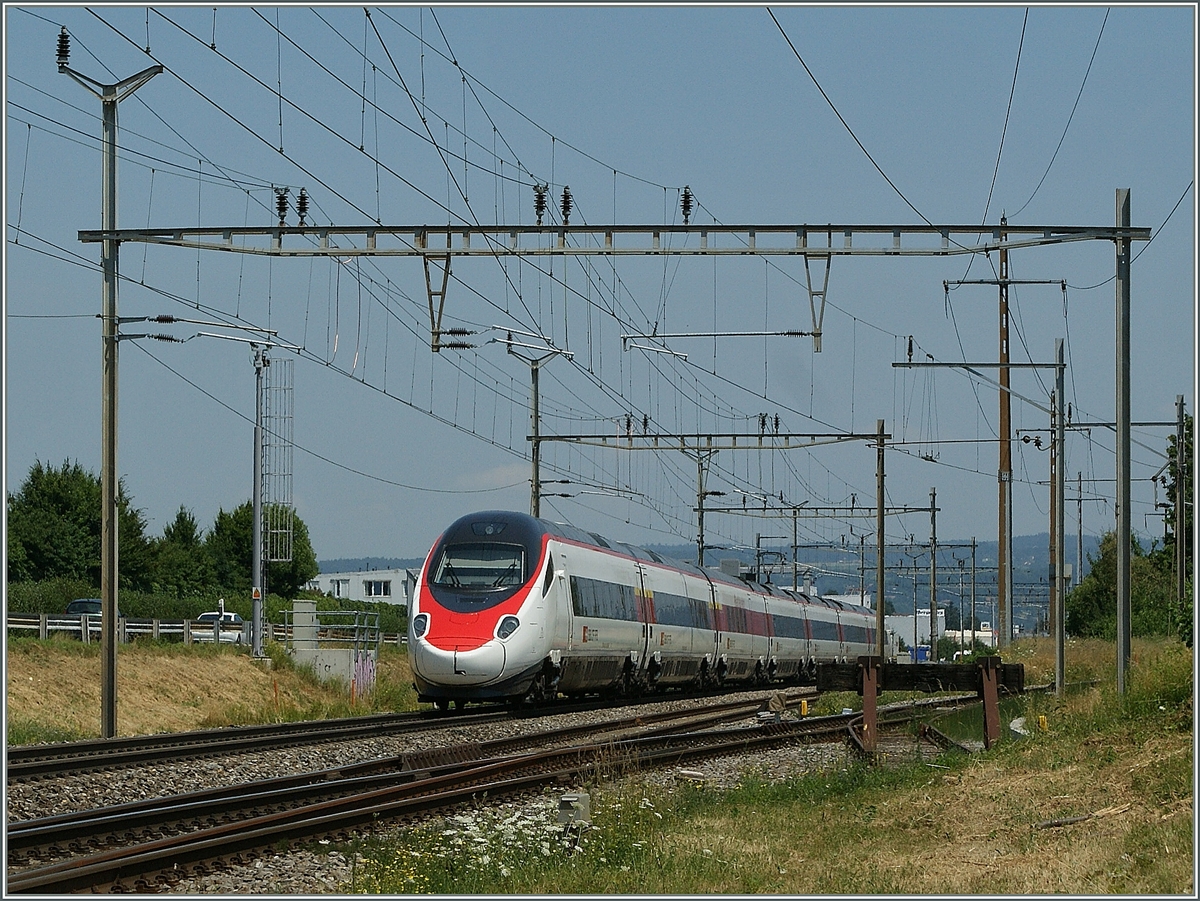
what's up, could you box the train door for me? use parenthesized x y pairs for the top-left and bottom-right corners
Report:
(537, 544), (565, 651)
(558, 546), (575, 653)
(698, 571), (721, 684)
(637, 562), (699, 686)
(634, 563), (652, 679)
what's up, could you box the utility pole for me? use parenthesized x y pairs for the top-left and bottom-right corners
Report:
(1115, 189), (1132, 694)
(251, 348), (267, 658)
(1049, 385), (1058, 639)
(498, 331), (571, 518)
(791, 508), (799, 590)
(971, 538), (978, 650)
(929, 487), (939, 658)
(1176, 395), (1188, 629)
(942, 263), (1065, 650)
(58, 28), (160, 739)
(876, 419), (886, 657)
(694, 451), (721, 566)
(1054, 340), (1066, 697)
(998, 217), (1013, 649)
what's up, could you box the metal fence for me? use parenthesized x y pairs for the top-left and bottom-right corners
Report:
(5, 613), (406, 646)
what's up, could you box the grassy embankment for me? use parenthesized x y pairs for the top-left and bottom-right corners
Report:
(5, 637), (420, 744)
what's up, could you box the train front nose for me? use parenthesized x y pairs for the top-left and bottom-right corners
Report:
(412, 638), (506, 686)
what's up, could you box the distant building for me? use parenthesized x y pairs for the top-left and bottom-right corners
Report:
(886, 608), (947, 653)
(306, 568), (416, 607)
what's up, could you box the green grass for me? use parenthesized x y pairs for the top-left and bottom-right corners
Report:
(6, 716), (92, 746)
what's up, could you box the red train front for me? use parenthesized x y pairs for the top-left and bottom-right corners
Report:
(409, 511), (560, 708)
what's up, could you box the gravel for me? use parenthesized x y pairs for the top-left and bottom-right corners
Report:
(7, 691), (852, 893)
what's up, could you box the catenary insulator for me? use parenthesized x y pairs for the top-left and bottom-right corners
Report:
(275, 188), (289, 226)
(533, 183), (548, 226)
(560, 186), (572, 226)
(681, 185), (693, 225)
(56, 28), (70, 69)
(296, 188), (309, 226)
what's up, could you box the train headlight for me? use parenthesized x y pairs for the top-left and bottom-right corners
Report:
(411, 613), (429, 639)
(497, 615), (520, 640)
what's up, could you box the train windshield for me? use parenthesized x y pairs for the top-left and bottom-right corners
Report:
(431, 543), (526, 590)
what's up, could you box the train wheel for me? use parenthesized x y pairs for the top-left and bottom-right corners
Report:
(433, 699), (450, 713)
(524, 673), (550, 706)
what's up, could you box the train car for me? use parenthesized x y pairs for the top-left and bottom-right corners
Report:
(409, 510), (878, 708)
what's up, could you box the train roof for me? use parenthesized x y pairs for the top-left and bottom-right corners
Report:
(445, 512), (871, 615)
(535, 513), (857, 608)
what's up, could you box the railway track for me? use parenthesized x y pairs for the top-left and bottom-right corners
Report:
(6, 691), (966, 894)
(6, 686), (816, 782)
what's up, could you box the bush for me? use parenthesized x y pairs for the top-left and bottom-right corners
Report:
(5, 578), (96, 614)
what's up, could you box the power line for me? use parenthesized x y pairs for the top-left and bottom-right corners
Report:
(979, 7), (1027, 226)
(1012, 8), (1109, 218)
(767, 7), (934, 226)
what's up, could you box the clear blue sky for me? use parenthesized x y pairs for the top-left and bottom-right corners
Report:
(4, 4), (1196, 570)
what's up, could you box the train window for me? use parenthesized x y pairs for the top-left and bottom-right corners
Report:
(809, 618), (839, 642)
(432, 543), (525, 590)
(653, 591), (711, 629)
(771, 614), (806, 639)
(843, 624), (870, 645)
(542, 554), (555, 597)
(569, 575), (639, 622)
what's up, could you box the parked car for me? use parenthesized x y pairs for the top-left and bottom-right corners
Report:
(66, 598), (123, 618)
(194, 611), (245, 644)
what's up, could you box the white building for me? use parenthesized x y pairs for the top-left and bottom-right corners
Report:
(885, 608), (947, 657)
(306, 568), (415, 607)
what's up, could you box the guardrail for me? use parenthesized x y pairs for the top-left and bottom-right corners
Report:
(5, 614), (407, 647)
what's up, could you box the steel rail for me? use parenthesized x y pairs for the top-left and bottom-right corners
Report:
(6, 693), (804, 860)
(4, 709), (506, 781)
(6, 720), (842, 894)
(5, 686), (818, 781)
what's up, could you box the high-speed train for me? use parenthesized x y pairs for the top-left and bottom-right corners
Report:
(409, 510), (878, 708)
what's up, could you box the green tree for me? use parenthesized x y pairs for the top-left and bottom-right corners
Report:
(6, 459), (152, 589)
(151, 506), (215, 598)
(1065, 530), (1174, 639)
(205, 501), (318, 599)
